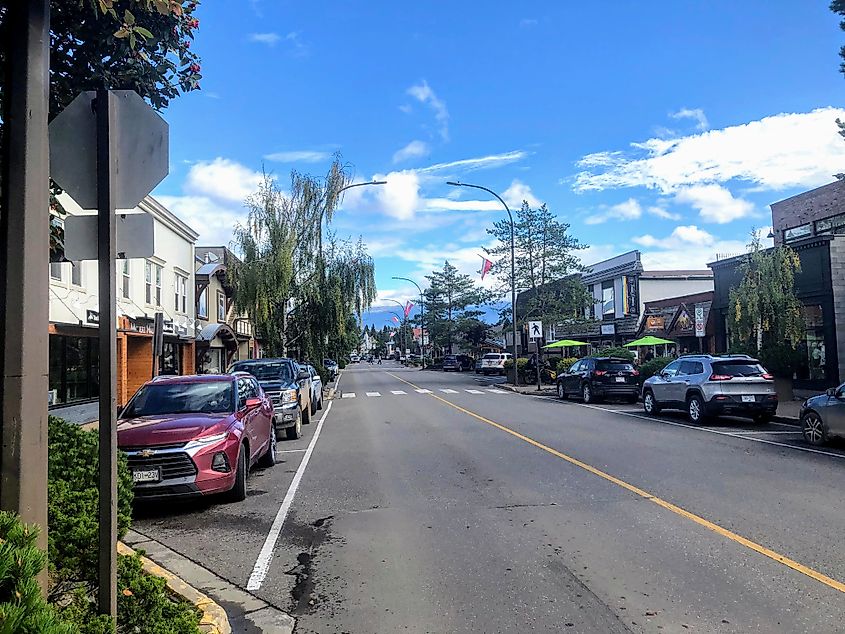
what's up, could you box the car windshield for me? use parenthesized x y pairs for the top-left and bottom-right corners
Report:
(232, 361), (294, 382)
(444, 355), (457, 361)
(711, 362), (767, 377)
(596, 361), (635, 371)
(483, 354), (501, 360)
(122, 382), (234, 417)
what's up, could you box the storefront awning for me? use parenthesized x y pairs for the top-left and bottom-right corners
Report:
(196, 323), (238, 350)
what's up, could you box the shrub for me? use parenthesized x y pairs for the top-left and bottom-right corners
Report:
(337, 359), (347, 369)
(639, 357), (672, 381)
(314, 362), (331, 386)
(557, 357), (578, 373)
(597, 346), (635, 362)
(0, 511), (73, 634)
(503, 358), (514, 369)
(758, 344), (801, 378)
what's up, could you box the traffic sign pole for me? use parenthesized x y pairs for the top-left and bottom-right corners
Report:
(96, 88), (118, 618)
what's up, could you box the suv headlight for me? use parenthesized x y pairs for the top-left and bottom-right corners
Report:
(184, 431), (229, 451)
(280, 389), (297, 404)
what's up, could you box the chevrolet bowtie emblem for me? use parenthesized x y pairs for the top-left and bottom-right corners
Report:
(138, 449), (156, 458)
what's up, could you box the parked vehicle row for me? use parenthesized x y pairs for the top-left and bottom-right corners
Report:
(117, 355), (329, 503)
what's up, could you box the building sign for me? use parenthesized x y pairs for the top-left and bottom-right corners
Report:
(675, 307), (693, 333)
(645, 315), (664, 332)
(625, 275), (638, 315)
(86, 309), (99, 325)
(600, 323), (615, 335)
(695, 305), (706, 337)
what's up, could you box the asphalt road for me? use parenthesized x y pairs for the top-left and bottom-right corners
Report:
(134, 361), (845, 633)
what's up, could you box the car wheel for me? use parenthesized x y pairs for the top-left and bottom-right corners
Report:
(286, 411), (302, 440)
(302, 403), (311, 425)
(557, 382), (567, 400)
(310, 397), (317, 415)
(582, 383), (593, 404)
(227, 445), (248, 503)
(687, 394), (706, 424)
(643, 390), (660, 415)
(258, 425), (277, 468)
(802, 411), (827, 446)
(317, 395), (323, 411)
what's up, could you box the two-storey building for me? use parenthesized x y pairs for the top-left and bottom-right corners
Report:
(49, 196), (199, 411)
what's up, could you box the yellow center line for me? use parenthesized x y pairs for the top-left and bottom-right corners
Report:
(386, 372), (845, 595)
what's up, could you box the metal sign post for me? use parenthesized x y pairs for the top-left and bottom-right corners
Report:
(95, 88), (118, 617)
(49, 88), (167, 619)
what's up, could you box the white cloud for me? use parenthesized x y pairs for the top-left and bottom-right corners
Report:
(374, 170), (422, 220)
(263, 150), (331, 163)
(407, 80), (450, 141)
(584, 198), (642, 224)
(156, 194), (245, 247)
(399, 104), (413, 114)
(502, 179), (541, 207)
(183, 157), (263, 204)
(249, 32), (280, 45)
(392, 140), (430, 164)
(647, 205), (681, 220)
(674, 184), (755, 224)
(574, 107), (845, 194)
(419, 150), (528, 174)
(631, 225), (748, 269)
(670, 107), (709, 131)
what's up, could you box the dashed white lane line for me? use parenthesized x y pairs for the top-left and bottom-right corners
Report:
(465, 389), (484, 394)
(415, 389), (432, 394)
(486, 389), (507, 394)
(366, 391), (381, 397)
(246, 400), (333, 590)
(391, 390), (407, 395)
(440, 389), (459, 394)
(341, 392), (356, 398)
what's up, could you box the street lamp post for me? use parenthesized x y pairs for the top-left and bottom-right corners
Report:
(446, 181), (519, 386)
(386, 309), (405, 359)
(392, 276), (425, 369)
(384, 299), (408, 362)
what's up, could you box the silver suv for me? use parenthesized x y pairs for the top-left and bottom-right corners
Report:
(641, 354), (778, 423)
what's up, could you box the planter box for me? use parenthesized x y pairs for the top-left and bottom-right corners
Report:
(774, 376), (794, 403)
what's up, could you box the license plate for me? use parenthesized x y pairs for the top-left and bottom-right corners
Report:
(741, 395), (756, 403)
(615, 377), (626, 383)
(132, 468), (160, 483)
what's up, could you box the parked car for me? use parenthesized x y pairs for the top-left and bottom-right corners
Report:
(475, 357), (484, 373)
(304, 364), (324, 414)
(350, 353), (360, 363)
(800, 383), (845, 445)
(229, 358), (313, 439)
(480, 352), (512, 376)
(557, 357), (639, 404)
(442, 354), (474, 372)
(641, 354), (777, 424)
(323, 358), (339, 379)
(117, 374), (275, 501)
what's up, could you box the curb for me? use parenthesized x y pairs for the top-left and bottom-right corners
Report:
(117, 541), (231, 634)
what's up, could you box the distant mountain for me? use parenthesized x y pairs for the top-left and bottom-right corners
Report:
(361, 302), (507, 329)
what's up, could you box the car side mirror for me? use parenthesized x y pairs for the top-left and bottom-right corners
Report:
(244, 397), (262, 410)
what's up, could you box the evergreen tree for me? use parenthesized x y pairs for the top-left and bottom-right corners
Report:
(424, 261), (491, 353)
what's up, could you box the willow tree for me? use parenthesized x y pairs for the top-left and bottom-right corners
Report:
(230, 156), (376, 360)
(728, 232), (804, 375)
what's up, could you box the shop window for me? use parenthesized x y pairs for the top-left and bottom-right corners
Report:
(120, 260), (130, 299)
(784, 224), (812, 243)
(217, 291), (226, 321)
(160, 342), (181, 376)
(602, 281), (615, 318)
(48, 335), (99, 405)
(796, 304), (826, 382)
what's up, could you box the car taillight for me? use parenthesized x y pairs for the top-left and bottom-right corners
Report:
(761, 373), (774, 380)
(709, 374), (732, 381)
(594, 370), (606, 376)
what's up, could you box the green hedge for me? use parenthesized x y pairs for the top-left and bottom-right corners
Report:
(638, 356), (672, 381)
(44, 417), (201, 633)
(556, 357), (579, 374)
(0, 511), (73, 634)
(597, 346), (635, 362)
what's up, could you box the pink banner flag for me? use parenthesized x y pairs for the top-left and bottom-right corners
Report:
(391, 316), (400, 324)
(479, 255), (493, 280)
(404, 301), (414, 318)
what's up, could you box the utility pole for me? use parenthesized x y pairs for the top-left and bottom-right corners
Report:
(0, 0), (51, 591)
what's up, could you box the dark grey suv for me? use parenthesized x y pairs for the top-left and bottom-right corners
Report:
(642, 354), (778, 423)
(800, 383), (845, 445)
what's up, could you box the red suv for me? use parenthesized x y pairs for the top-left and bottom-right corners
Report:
(117, 373), (276, 501)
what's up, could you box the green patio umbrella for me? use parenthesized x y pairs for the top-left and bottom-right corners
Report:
(543, 339), (590, 349)
(623, 335), (674, 347)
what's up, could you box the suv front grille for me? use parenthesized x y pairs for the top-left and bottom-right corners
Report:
(126, 452), (197, 480)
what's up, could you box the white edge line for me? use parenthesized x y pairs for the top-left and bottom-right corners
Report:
(246, 399), (332, 590)
(531, 395), (845, 461)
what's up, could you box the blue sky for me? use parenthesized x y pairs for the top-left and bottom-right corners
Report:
(154, 1), (845, 327)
